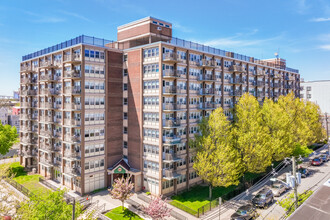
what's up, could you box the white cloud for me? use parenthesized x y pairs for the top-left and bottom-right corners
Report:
(319, 44), (330, 50)
(172, 22), (192, 33)
(58, 10), (91, 22)
(310, 17), (330, 22)
(202, 34), (283, 49)
(23, 10), (65, 23)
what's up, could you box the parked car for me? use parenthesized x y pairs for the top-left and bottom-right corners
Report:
(230, 204), (258, 220)
(271, 183), (286, 197)
(319, 154), (329, 162)
(298, 166), (310, 178)
(310, 157), (323, 166)
(252, 187), (274, 208)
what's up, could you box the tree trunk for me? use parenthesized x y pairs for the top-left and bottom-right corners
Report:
(209, 185), (212, 200)
(122, 201), (124, 211)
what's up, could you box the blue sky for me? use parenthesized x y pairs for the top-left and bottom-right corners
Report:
(1, 0), (330, 96)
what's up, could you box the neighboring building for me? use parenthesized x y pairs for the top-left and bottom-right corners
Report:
(0, 107), (20, 132)
(0, 107), (9, 125)
(13, 106), (20, 115)
(19, 16), (300, 195)
(300, 80), (330, 140)
(13, 91), (20, 100)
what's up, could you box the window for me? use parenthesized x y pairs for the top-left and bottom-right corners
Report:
(123, 127), (128, 134)
(123, 98), (128, 105)
(123, 112), (128, 120)
(307, 86), (311, 91)
(123, 69), (128, 76)
(123, 141), (128, 149)
(123, 55), (128, 62)
(307, 94), (311, 99)
(123, 83), (128, 91)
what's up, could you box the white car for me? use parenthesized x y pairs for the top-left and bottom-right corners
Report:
(271, 183), (286, 197)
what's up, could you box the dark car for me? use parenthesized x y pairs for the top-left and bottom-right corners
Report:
(319, 154), (329, 162)
(231, 204), (257, 220)
(310, 157), (323, 166)
(298, 167), (310, 178)
(252, 187), (274, 208)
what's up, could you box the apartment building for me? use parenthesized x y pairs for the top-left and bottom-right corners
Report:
(300, 80), (330, 140)
(20, 16), (300, 195)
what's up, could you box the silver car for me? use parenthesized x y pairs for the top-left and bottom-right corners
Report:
(271, 183), (286, 197)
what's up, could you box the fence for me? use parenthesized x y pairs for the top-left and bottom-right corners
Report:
(38, 177), (91, 208)
(5, 178), (35, 198)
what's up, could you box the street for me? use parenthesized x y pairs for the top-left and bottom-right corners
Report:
(203, 145), (330, 220)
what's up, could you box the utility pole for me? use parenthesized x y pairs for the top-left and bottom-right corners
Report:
(292, 156), (298, 210)
(218, 197), (222, 220)
(72, 199), (75, 220)
(325, 113), (329, 153)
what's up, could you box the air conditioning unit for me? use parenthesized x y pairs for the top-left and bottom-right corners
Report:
(157, 27), (162, 31)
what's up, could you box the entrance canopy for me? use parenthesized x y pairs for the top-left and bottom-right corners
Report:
(107, 158), (141, 175)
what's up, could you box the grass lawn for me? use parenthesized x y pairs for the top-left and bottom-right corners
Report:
(170, 185), (236, 215)
(104, 207), (142, 220)
(1, 162), (51, 197)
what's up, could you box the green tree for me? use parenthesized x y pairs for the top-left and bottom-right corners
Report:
(278, 190), (313, 216)
(234, 93), (272, 173)
(0, 122), (18, 155)
(193, 108), (242, 199)
(17, 190), (82, 220)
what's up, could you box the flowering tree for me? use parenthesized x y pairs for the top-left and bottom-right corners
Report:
(142, 195), (172, 220)
(108, 176), (134, 211)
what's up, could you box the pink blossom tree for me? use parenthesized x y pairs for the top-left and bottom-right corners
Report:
(142, 195), (172, 220)
(108, 176), (134, 211)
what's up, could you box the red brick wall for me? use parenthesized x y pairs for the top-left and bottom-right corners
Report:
(117, 23), (172, 41)
(127, 49), (142, 170)
(107, 50), (123, 168)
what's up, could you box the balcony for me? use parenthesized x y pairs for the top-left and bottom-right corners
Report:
(40, 130), (53, 138)
(163, 168), (180, 180)
(21, 136), (38, 144)
(190, 60), (202, 66)
(199, 74), (215, 81)
(21, 90), (37, 96)
(163, 69), (181, 78)
(20, 149), (37, 158)
(223, 91), (234, 96)
(201, 59), (214, 68)
(41, 116), (54, 123)
(163, 52), (178, 63)
(39, 157), (55, 167)
(63, 86), (81, 95)
(21, 102), (32, 108)
(64, 166), (81, 176)
(163, 153), (181, 162)
(40, 75), (59, 81)
(256, 81), (265, 87)
(21, 126), (33, 133)
(64, 150), (81, 160)
(39, 144), (55, 153)
(163, 86), (186, 95)
(39, 60), (53, 68)
(71, 135), (81, 143)
(20, 66), (32, 72)
(256, 70), (266, 76)
(64, 118), (81, 127)
(214, 103), (222, 109)
(223, 103), (234, 108)
(64, 70), (81, 79)
(229, 65), (244, 73)
(163, 136), (182, 145)
(233, 90), (243, 96)
(163, 119), (181, 128)
(274, 73), (282, 78)
(200, 88), (214, 95)
(233, 78), (244, 84)
(273, 83), (280, 88)
(163, 103), (186, 111)
(21, 78), (37, 84)
(63, 53), (81, 63)
(20, 114), (31, 120)
(223, 78), (234, 84)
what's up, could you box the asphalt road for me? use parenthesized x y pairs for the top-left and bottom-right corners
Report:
(202, 144), (330, 220)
